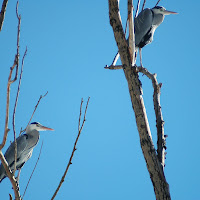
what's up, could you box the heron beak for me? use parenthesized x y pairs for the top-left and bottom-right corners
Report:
(163, 10), (178, 15)
(40, 125), (54, 131)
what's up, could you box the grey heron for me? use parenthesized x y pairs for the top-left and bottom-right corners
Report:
(134, 6), (178, 66)
(0, 122), (54, 182)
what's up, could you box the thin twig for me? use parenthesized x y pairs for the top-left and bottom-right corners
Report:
(155, 0), (161, 6)
(25, 92), (48, 131)
(137, 66), (165, 170)
(135, 0), (141, 18)
(22, 141), (44, 199)
(0, 0), (8, 32)
(142, 0), (146, 10)
(9, 194), (13, 200)
(13, 47), (28, 175)
(78, 99), (83, 132)
(19, 127), (23, 135)
(79, 97), (90, 133)
(51, 97), (90, 200)
(11, 1), (21, 84)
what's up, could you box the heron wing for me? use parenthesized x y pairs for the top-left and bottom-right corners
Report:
(4, 134), (28, 169)
(0, 135), (28, 181)
(134, 8), (153, 46)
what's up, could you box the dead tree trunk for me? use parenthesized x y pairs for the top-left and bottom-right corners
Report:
(107, 1), (171, 199)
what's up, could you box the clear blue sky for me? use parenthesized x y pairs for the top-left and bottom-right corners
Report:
(0, 0), (199, 199)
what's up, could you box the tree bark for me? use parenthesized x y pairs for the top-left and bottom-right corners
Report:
(108, 1), (171, 199)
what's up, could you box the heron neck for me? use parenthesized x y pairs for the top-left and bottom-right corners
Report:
(26, 130), (40, 148)
(152, 13), (165, 27)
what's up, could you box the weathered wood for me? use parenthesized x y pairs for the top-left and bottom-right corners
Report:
(108, 1), (171, 199)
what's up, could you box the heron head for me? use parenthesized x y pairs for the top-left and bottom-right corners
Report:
(152, 6), (178, 15)
(26, 122), (54, 132)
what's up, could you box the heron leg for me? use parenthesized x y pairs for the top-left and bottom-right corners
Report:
(135, 50), (138, 64)
(112, 51), (120, 66)
(139, 48), (143, 67)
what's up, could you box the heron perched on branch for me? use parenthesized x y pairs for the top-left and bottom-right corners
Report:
(0, 122), (54, 182)
(135, 6), (178, 66)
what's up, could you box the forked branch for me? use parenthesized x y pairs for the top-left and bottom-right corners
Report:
(51, 97), (90, 200)
(108, 1), (171, 199)
(12, 1), (21, 83)
(0, 2), (23, 199)
(137, 66), (166, 170)
(0, 57), (17, 150)
(0, 0), (22, 151)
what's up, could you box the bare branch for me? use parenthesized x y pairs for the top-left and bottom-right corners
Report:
(22, 141), (44, 199)
(128, 0), (135, 64)
(0, 0), (8, 32)
(108, 2), (129, 68)
(104, 64), (123, 70)
(108, 1), (170, 199)
(79, 97), (90, 133)
(78, 99), (83, 132)
(25, 92), (48, 131)
(0, 151), (21, 200)
(0, 1), (22, 151)
(0, 59), (17, 150)
(142, 0), (146, 10)
(0, 2), (23, 198)
(11, 1), (21, 84)
(135, 0), (141, 18)
(155, 0), (162, 6)
(137, 66), (166, 170)
(51, 97), (90, 200)
(13, 47), (27, 175)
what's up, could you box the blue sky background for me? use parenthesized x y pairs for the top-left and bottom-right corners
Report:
(0, 0), (199, 199)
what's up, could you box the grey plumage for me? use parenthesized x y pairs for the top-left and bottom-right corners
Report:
(134, 6), (177, 65)
(0, 122), (53, 182)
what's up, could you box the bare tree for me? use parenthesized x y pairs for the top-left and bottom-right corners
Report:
(1, 0), (172, 199)
(0, 1), (90, 199)
(106, 0), (171, 199)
